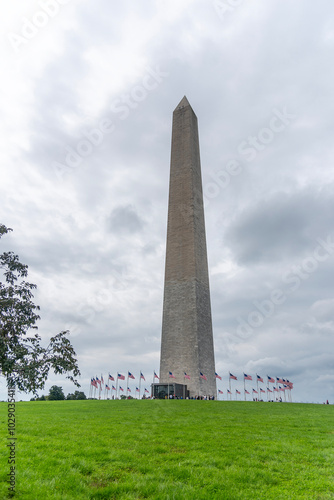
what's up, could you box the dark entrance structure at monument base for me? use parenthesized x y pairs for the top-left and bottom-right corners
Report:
(152, 383), (189, 399)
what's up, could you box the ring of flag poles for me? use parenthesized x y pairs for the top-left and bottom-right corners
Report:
(88, 371), (158, 400)
(89, 370), (294, 401)
(215, 372), (293, 401)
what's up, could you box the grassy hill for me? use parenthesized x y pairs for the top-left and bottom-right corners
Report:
(1, 400), (333, 499)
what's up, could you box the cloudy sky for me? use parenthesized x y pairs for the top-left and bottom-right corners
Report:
(1, 0), (334, 403)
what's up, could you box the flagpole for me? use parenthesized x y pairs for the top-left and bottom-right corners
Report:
(116, 374), (119, 399)
(228, 372), (231, 400)
(139, 371), (141, 400)
(126, 372), (129, 398)
(244, 377), (246, 401)
(256, 375), (259, 399)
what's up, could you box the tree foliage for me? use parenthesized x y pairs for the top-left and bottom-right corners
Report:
(48, 385), (65, 400)
(0, 224), (81, 394)
(66, 390), (87, 400)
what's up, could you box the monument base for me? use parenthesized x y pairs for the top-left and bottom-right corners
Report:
(151, 383), (189, 399)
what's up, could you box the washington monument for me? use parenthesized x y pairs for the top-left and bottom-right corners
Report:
(159, 96), (217, 397)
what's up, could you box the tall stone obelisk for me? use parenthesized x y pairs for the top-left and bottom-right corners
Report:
(160, 96), (216, 397)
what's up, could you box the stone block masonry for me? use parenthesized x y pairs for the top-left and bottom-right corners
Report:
(160, 97), (217, 397)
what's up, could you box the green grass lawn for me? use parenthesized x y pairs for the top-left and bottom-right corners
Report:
(1, 400), (333, 499)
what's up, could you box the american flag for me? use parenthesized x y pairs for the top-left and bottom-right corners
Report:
(144, 388), (149, 393)
(90, 378), (96, 387)
(154, 371), (160, 380)
(267, 387), (272, 392)
(128, 372), (135, 379)
(118, 373), (125, 380)
(112, 385), (116, 391)
(252, 388), (258, 393)
(229, 373), (237, 380)
(218, 389), (223, 394)
(101, 376), (104, 384)
(119, 386), (124, 392)
(127, 387), (131, 392)
(106, 385), (110, 391)
(279, 386), (285, 391)
(140, 372), (145, 381)
(227, 389), (232, 394)
(200, 372), (207, 380)
(136, 387), (140, 392)
(215, 372), (222, 380)
(277, 377), (283, 384)
(286, 380), (293, 389)
(169, 371), (175, 378)
(267, 375), (275, 383)
(256, 375), (263, 383)
(184, 372), (191, 380)
(260, 388), (265, 393)
(96, 377), (101, 386)
(236, 389), (241, 394)
(109, 374), (115, 381)
(273, 387), (278, 392)
(244, 373), (252, 380)
(245, 389), (250, 394)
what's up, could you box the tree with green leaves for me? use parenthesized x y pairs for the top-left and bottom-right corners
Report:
(0, 224), (80, 394)
(48, 385), (65, 400)
(66, 390), (86, 400)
